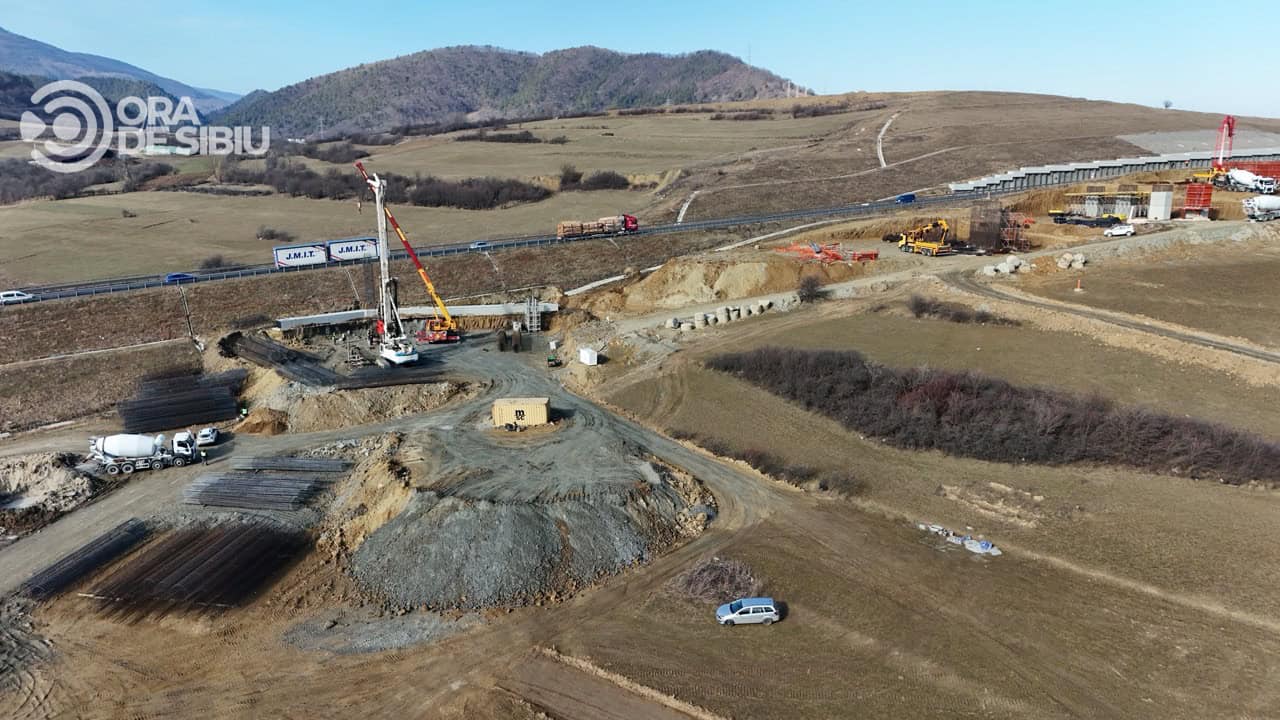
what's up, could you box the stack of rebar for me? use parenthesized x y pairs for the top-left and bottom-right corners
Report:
(183, 456), (351, 511)
(90, 523), (307, 611)
(220, 332), (342, 386)
(117, 370), (246, 433)
(19, 519), (150, 600)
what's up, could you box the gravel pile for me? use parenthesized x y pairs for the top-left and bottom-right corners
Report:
(353, 482), (689, 609)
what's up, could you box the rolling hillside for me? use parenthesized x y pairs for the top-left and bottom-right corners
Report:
(0, 26), (237, 112)
(211, 46), (795, 137)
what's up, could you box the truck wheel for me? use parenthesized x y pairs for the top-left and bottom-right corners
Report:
(120, 463), (134, 474)
(173, 457), (187, 467)
(106, 465), (120, 476)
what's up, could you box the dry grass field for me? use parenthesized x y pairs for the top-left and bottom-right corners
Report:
(1021, 249), (1280, 348)
(589, 299), (1280, 716)
(6, 91), (1279, 286)
(0, 188), (642, 284)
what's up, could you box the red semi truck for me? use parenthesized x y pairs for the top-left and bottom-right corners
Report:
(556, 214), (639, 239)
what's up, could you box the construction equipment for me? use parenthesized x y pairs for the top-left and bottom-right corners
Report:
(1191, 115), (1277, 192)
(1047, 211), (1123, 227)
(89, 432), (197, 475)
(356, 168), (418, 365)
(1214, 115), (1235, 172)
(885, 219), (953, 256)
(1244, 195), (1280, 222)
(556, 214), (639, 239)
(1192, 116), (1236, 184)
(354, 162), (460, 351)
(776, 242), (878, 263)
(1218, 168), (1277, 194)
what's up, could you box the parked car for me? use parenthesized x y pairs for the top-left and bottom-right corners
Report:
(716, 597), (780, 626)
(468, 241), (490, 251)
(895, 193), (917, 204)
(164, 272), (197, 284)
(196, 427), (220, 446)
(1103, 224), (1135, 237)
(0, 290), (34, 305)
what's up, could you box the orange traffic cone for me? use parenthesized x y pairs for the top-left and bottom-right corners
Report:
(1073, 278), (1083, 293)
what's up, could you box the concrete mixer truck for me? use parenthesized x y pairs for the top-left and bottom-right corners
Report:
(88, 432), (198, 475)
(1217, 169), (1277, 194)
(1244, 195), (1280, 222)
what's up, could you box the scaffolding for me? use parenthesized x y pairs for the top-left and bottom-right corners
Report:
(1062, 189), (1150, 219)
(524, 296), (541, 334)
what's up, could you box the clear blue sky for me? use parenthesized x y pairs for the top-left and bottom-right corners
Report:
(3, 0), (1278, 117)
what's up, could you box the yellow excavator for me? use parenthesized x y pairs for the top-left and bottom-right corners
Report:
(883, 219), (953, 257)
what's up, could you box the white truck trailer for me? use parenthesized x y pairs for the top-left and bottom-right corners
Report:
(88, 432), (197, 475)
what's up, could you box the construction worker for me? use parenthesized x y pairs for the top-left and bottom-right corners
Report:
(200, 449), (208, 465)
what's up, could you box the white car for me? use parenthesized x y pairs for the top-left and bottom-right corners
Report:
(715, 597), (780, 626)
(196, 427), (220, 446)
(1103, 224), (1135, 237)
(0, 290), (34, 305)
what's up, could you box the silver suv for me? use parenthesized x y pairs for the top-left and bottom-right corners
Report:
(716, 597), (779, 626)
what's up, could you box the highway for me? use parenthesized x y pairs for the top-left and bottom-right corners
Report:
(5, 190), (1007, 305)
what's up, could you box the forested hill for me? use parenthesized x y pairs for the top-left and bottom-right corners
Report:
(211, 45), (795, 137)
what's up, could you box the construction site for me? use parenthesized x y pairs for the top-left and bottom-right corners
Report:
(3, 88), (1280, 719)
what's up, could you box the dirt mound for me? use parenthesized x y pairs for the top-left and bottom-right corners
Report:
(236, 407), (289, 436)
(350, 453), (711, 610)
(317, 434), (418, 558)
(352, 489), (684, 609)
(0, 453), (90, 514)
(0, 452), (91, 539)
(617, 254), (870, 313)
(241, 382), (467, 435)
(288, 383), (465, 433)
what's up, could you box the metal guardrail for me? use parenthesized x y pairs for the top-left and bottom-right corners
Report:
(3, 190), (1007, 306)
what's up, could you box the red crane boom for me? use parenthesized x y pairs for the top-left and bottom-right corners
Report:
(1213, 115), (1236, 171)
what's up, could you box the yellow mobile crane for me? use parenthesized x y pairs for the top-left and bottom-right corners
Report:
(883, 219), (953, 256)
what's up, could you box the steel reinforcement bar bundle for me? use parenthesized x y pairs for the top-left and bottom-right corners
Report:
(184, 472), (335, 511)
(90, 522), (308, 611)
(117, 369), (248, 433)
(184, 456), (353, 511)
(19, 518), (150, 600)
(219, 332), (342, 387)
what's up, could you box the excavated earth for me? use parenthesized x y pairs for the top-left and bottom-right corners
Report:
(0, 453), (93, 539)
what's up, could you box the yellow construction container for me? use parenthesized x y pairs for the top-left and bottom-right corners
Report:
(492, 397), (550, 428)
